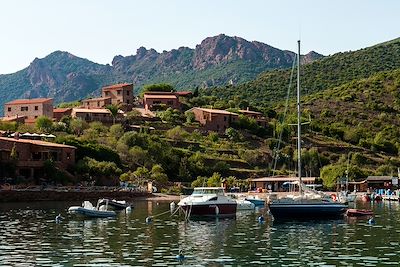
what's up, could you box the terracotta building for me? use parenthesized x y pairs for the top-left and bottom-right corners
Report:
(71, 108), (123, 124)
(81, 97), (112, 109)
(101, 83), (134, 108)
(189, 107), (239, 133)
(143, 92), (181, 111)
(4, 98), (53, 123)
(239, 109), (268, 128)
(0, 137), (76, 180)
(53, 108), (72, 121)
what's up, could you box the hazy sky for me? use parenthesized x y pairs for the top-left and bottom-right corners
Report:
(0, 0), (399, 74)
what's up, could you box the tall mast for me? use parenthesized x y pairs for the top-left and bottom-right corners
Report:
(297, 40), (303, 194)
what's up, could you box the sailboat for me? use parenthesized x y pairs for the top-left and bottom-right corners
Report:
(268, 40), (348, 220)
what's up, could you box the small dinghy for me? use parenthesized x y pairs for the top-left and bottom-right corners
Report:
(68, 200), (116, 218)
(236, 199), (256, 210)
(346, 209), (373, 217)
(244, 196), (265, 206)
(97, 198), (130, 210)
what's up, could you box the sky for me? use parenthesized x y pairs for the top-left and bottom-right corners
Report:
(0, 0), (399, 74)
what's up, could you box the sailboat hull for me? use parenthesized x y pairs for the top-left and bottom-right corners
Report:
(268, 203), (347, 220)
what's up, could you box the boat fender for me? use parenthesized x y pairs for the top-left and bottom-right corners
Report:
(331, 194), (337, 201)
(175, 249), (185, 261)
(258, 215), (265, 223)
(368, 217), (375, 225)
(145, 216), (153, 224)
(55, 214), (64, 223)
(170, 202), (176, 213)
(215, 205), (219, 215)
(125, 206), (132, 213)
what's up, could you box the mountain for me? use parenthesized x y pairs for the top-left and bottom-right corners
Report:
(0, 34), (322, 114)
(205, 37), (400, 107)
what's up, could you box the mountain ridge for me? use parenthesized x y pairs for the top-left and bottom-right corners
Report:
(0, 34), (323, 115)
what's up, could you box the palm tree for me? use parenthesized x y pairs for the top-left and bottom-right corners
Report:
(106, 104), (119, 124)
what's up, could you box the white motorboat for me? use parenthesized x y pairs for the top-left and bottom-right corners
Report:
(178, 187), (237, 218)
(68, 200), (116, 218)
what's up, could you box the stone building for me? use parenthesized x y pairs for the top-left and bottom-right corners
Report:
(143, 92), (181, 111)
(101, 83), (134, 108)
(0, 137), (76, 181)
(81, 97), (112, 109)
(71, 108), (123, 124)
(189, 107), (239, 133)
(4, 98), (53, 123)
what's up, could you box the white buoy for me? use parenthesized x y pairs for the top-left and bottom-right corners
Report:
(125, 206), (132, 213)
(146, 216), (153, 224)
(170, 202), (176, 214)
(215, 205), (219, 216)
(55, 214), (64, 223)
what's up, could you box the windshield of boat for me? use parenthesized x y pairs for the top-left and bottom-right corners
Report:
(192, 188), (224, 195)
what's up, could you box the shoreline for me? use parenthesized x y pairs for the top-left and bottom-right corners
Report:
(0, 189), (181, 203)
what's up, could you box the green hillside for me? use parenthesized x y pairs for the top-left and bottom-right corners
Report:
(205, 38), (400, 107)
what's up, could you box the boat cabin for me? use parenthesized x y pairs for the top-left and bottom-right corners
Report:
(192, 187), (225, 195)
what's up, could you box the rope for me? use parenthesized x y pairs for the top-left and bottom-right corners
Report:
(147, 209), (171, 220)
(271, 57), (297, 176)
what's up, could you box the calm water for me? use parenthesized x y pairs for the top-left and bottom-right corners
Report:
(0, 200), (399, 266)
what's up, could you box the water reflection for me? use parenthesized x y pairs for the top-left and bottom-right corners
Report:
(0, 200), (400, 266)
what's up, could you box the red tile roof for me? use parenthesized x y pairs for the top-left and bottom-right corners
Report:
(82, 97), (111, 102)
(175, 91), (193, 96)
(144, 94), (177, 99)
(0, 137), (76, 149)
(191, 107), (238, 116)
(53, 108), (72, 113)
(102, 83), (133, 90)
(5, 98), (53, 105)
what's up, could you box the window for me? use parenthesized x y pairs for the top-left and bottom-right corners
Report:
(21, 106), (28, 111)
(7, 107), (11, 112)
(126, 91), (130, 96)
(35, 106), (38, 110)
(117, 90), (121, 95)
(127, 100), (129, 104)
(224, 116), (227, 121)
(32, 152), (41, 161)
(167, 101), (173, 105)
(50, 151), (59, 161)
(105, 91), (110, 96)
(97, 101), (100, 107)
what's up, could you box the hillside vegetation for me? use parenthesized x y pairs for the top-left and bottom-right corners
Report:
(205, 38), (400, 107)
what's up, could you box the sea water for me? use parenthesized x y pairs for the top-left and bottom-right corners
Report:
(0, 200), (398, 266)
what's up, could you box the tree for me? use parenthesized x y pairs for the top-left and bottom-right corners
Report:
(106, 104), (119, 124)
(126, 109), (143, 124)
(166, 126), (188, 142)
(109, 124), (124, 140)
(185, 111), (196, 124)
(36, 116), (53, 132)
(150, 164), (168, 185)
(69, 118), (88, 136)
(141, 83), (174, 96)
(133, 166), (150, 185)
(158, 108), (185, 124)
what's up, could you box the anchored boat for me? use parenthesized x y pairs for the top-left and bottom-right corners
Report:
(177, 187), (237, 218)
(68, 200), (116, 218)
(268, 40), (347, 220)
